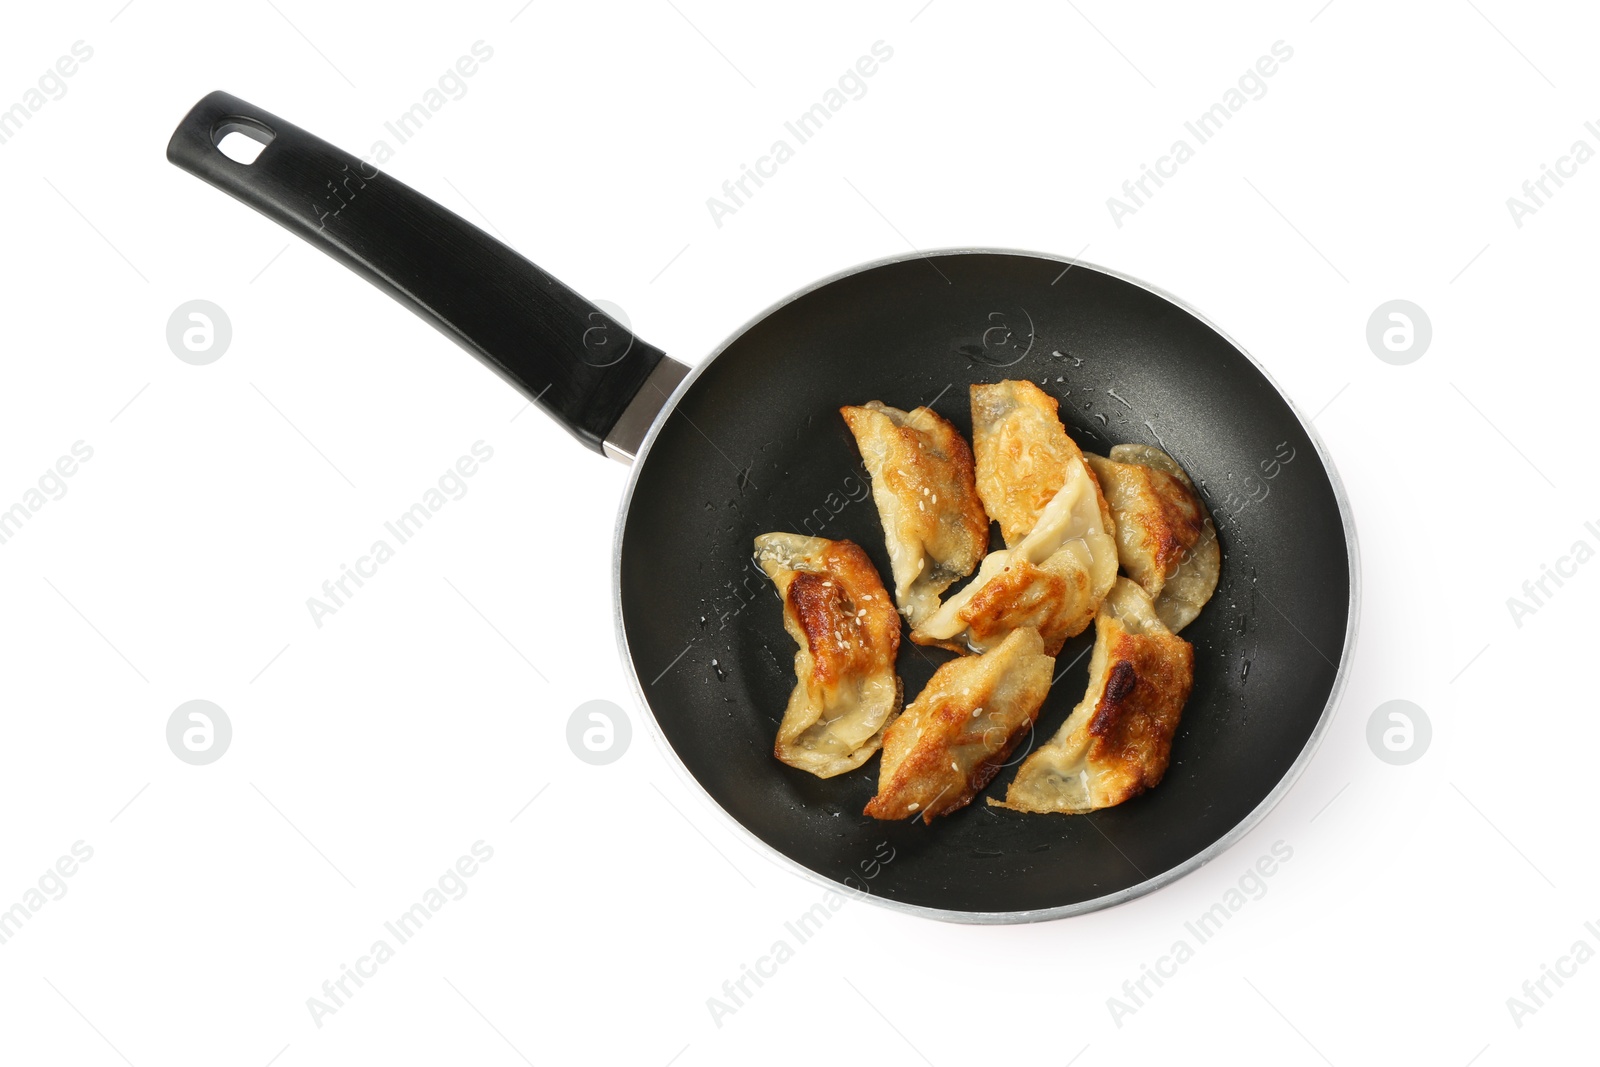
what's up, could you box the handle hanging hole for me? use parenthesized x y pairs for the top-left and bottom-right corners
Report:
(212, 119), (274, 164)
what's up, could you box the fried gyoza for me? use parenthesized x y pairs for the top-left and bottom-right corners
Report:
(755, 533), (903, 778)
(1084, 444), (1219, 633)
(865, 627), (1054, 823)
(840, 402), (989, 627)
(993, 579), (1194, 814)
(971, 380), (1084, 547)
(913, 454), (1117, 656)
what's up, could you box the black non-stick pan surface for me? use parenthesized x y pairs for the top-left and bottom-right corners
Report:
(170, 93), (1355, 923)
(620, 253), (1354, 919)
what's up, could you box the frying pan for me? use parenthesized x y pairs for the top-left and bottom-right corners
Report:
(168, 91), (1357, 923)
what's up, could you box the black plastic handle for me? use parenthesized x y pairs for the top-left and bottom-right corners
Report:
(167, 91), (665, 454)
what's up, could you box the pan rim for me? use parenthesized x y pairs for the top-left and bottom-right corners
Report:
(610, 246), (1361, 924)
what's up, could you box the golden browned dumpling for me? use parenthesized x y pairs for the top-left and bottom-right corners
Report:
(912, 453), (1117, 656)
(993, 579), (1194, 814)
(755, 533), (903, 778)
(865, 627), (1054, 823)
(840, 402), (989, 627)
(971, 380), (1084, 546)
(1085, 444), (1220, 633)
(1151, 523), (1221, 634)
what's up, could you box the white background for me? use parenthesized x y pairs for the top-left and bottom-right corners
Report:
(2, 1), (1596, 1064)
